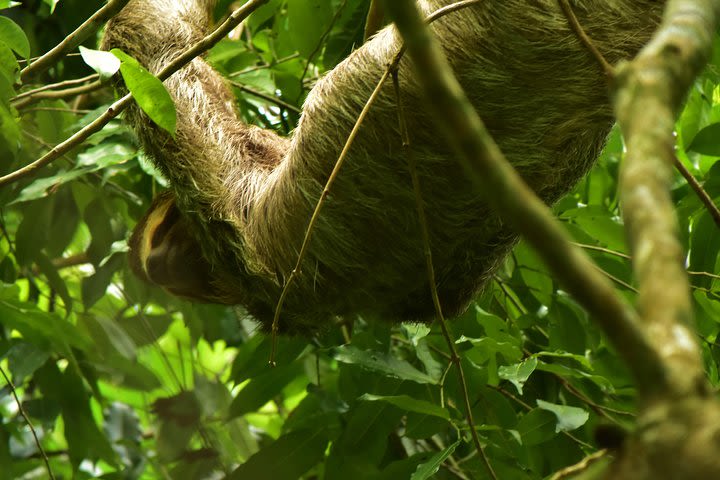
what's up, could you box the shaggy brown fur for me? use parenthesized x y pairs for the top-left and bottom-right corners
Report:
(103, 0), (664, 333)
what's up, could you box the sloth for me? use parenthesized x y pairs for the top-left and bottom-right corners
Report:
(102, 0), (664, 333)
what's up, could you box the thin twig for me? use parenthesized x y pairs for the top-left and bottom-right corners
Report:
(12, 74), (98, 102)
(557, 0), (615, 78)
(491, 384), (594, 449)
(591, 263), (638, 292)
(573, 242), (631, 259)
(560, 378), (632, 422)
(297, 0), (349, 101)
(549, 450), (608, 480)
(0, 0), (269, 188)
(0, 366), (56, 480)
(575, 242), (720, 282)
(673, 154), (720, 228)
(392, 68), (497, 479)
(228, 81), (301, 114)
(20, 0), (131, 82)
(228, 53), (300, 77)
(269, 0), (483, 363)
(21, 107), (92, 115)
(13, 80), (103, 110)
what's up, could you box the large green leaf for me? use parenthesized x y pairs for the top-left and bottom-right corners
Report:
(411, 439), (460, 480)
(0, 16), (29, 58)
(229, 362), (305, 418)
(111, 48), (177, 135)
(537, 400), (589, 433)
(226, 428), (329, 480)
(332, 345), (438, 384)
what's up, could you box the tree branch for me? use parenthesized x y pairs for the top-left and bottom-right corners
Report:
(613, 0), (720, 397)
(20, 0), (131, 82)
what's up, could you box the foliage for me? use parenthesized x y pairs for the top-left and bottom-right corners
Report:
(0, 1), (720, 479)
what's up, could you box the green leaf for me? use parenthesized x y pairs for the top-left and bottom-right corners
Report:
(229, 362), (305, 418)
(0, 40), (19, 88)
(285, 0), (333, 57)
(42, 0), (60, 14)
(517, 408), (557, 446)
(76, 142), (135, 168)
(535, 350), (592, 370)
(0, 102), (19, 152)
(227, 428), (329, 480)
(687, 123), (720, 156)
(332, 345), (438, 384)
(411, 439), (460, 480)
(0, 300), (92, 355)
(34, 252), (73, 314)
(0, 1), (21, 8)
(81, 254), (123, 309)
(111, 48), (177, 135)
(689, 211), (720, 289)
(0, 16), (30, 58)
(116, 313), (174, 347)
(12, 169), (87, 203)
(536, 399), (589, 433)
(79, 46), (120, 80)
(562, 206), (626, 251)
(359, 394), (450, 420)
(34, 364), (117, 467)
(459, 336), (523, 364)
(498, 357), (538, 395)
(6, 341), (50, 385)
(156, 418), (196, 462)
(84, 198), (115, 264)
(14, 198), (52, 266)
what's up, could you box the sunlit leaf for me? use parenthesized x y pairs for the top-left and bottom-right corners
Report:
(79, 46), (120, 80)
(537, 399), (590, 433)
(0, 16), (29, 58)
(111, 48), (177, 135)
(687, 123), (720, 156)
(498, 357), (538, 395)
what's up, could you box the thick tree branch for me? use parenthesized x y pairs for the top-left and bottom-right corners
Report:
(614, 0), (720, 398)
(20, 0), (131, 82)
(380, 0), (667, 396)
